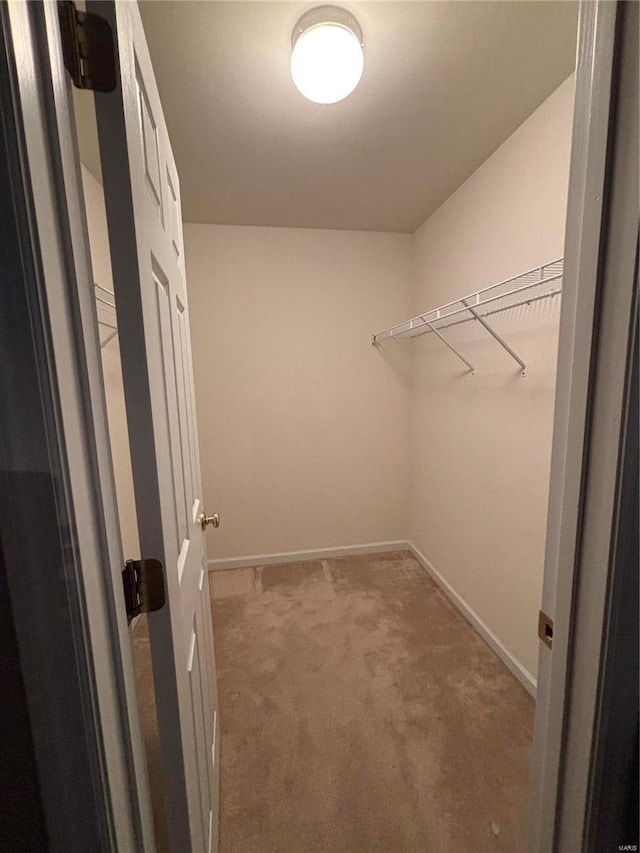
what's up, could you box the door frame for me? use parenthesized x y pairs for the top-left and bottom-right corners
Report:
(2, 0), (636, 850)
(1, 1), (153, 849)
(530, 0), (638, 849)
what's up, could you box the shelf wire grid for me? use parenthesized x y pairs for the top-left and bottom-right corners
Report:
(373, 259), (563, 344)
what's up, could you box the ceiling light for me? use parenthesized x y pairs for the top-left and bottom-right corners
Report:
(290, 6), (364, 105)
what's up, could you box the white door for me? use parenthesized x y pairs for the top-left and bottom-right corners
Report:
(90, 2), (219, 850)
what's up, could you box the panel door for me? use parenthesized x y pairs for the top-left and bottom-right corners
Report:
(90, 2), (219, 850)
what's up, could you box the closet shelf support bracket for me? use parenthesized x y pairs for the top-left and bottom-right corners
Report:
(101, 329), (118, 348)
(426, 321), (475, 375)
(461, 298), (527, 376)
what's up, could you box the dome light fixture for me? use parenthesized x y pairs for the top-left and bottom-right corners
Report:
(290, 6), (364, 105)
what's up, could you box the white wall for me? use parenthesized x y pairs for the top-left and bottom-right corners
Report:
(81, 165), (141, 562)
(407, 76), (575, 681)
(185, 225), (412, 560)
(184, 76), (574, 686)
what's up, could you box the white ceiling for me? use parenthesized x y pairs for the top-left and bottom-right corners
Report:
(133, 1), (577, 233)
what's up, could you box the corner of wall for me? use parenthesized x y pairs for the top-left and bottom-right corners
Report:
(403, 75), (576, 682)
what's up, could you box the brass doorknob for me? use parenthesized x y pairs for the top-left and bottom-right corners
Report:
(199, 513), (220, 531)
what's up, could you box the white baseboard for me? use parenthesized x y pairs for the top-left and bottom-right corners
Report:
(407, 543), (537, 698)
(207, 540), (410, 572)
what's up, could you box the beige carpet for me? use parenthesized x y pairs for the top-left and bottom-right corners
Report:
(209, 550), (534, 853)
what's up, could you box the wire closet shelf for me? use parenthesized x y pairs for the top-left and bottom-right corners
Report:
(95, 281), (118, 348)
(371, 259), (563, 375)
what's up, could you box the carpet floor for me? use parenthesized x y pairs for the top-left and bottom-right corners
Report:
(209, 550), (534, 853)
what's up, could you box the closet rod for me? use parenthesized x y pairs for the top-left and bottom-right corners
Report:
(420, 287), (560, 335)
(371, 259), (563, 375)
(372, 260), (563, 345)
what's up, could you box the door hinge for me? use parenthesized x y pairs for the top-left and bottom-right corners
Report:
(122, 559), (166, 624)
(57, 1), (116, 92)
(538, 610), (554, 649)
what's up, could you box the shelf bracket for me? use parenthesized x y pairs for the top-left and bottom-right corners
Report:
(100, 329), (118, 348)
(425, 322), (475, 375)
(462, 299), (527, 375)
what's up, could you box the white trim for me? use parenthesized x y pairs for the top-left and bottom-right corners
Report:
(4, 3), (152, 846)
(408, 544), (537, 698)
(208, 540), (410, 571)
(530, 6), (621, 848)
